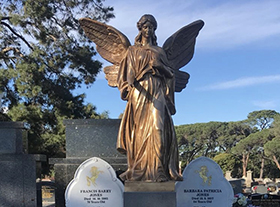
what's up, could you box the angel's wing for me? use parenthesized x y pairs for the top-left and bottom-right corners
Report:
(103, 65), (119, 87)
(162, 20), (204, 92)
(79, 18), (131, 87)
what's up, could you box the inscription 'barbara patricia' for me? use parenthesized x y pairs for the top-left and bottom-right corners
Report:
(184, 189), (222, 193)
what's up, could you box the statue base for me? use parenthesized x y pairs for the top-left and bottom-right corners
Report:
(124, 181), (176, 207)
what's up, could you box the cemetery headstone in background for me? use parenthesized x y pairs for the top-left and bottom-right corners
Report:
(176, 156), (234, 207)
(228, 179), (245, 195)
(250, 193), (280, 207)
(65, 157), (124, 207)
(0, 122), (40, 207)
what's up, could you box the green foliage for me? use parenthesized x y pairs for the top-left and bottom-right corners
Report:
(271, 114), (280, 137)
(263, 159), (280, 178)
(176, 110), (280, 178)
(175, 121), (252, 168)
(217, 121), (252, 152)
(0, 0), (114, 161)
(264, 137), (280, 157)
(213, 153), (242, 178)
(232, 129), (273, 155)
(175, 122), (224, 166)
(264, 114), (280, 160)
(230, 110), (279, 177)
(247, 110), (278, 130)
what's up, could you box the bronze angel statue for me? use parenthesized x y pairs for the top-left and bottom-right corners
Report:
(79, 14), (204, 182)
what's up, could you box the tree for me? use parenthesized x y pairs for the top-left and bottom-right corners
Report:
(231, 128), (274, 178)
(176, 122), (229, 168)
(246, 110), (279, 178)
(271, 113), (280, 137)
(231, 136), (255, 178)
(217, 121), (252, 153)
(0, 0), (113, 159)
(247, 110), (278, 130)
(175, 123), (205, 167)
(264, 114), (280, 173)
(213, 153), (242, 178)
(264, 137), (280, 171)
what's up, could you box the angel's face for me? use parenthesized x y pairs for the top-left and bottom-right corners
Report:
(141, 21), (155, 39)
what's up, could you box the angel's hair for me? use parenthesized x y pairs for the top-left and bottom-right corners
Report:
(134, 14), (158, 46)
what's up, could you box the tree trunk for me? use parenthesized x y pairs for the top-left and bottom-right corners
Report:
(273, 155), (280, 170)
(242, 153), (249, 177)
(259, 157), (265, 179)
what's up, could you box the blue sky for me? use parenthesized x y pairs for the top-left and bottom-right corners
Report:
(76, 0), (280, 126)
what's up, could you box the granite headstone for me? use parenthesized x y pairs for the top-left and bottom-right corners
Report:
(0, 122), (38, 207)
(50, 119), (126, 207)
(65, 157), (124, 207)
(176, 156), (234, 207)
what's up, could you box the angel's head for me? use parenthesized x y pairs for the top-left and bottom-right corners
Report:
(135, 14), (158, 46)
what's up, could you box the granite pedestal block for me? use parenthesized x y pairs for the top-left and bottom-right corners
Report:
(0, 122), (28, 154)
(0, 154), (37, 207)
(124, 192), (176, 207)
(64, 119), (123, 158)
(0, 122), (45, 207)
(50, 119), (127, 207)
(124, 182), (177, 207)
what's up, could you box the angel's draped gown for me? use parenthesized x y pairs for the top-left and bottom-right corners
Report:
(117, 45), (182, 182)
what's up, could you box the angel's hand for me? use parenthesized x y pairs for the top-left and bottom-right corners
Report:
(150, 57), (162, 69)
(150, 58), (173, 78)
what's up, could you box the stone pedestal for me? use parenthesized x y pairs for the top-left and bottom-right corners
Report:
(124, 182), (176, 207)
(0, 122), (28, 154)
(49, 119), (127, 207)
(246, 170), (253, 187)
(225, 170), (232, 180)
(0, 122), (38, 207)
(0, 154), (37, 207)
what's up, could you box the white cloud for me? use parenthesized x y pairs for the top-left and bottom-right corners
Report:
(103, 0), (280, 49)
(196, 0), (280, 49)
(252, 100), (278, 109)
(198, 75), (280, 90)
